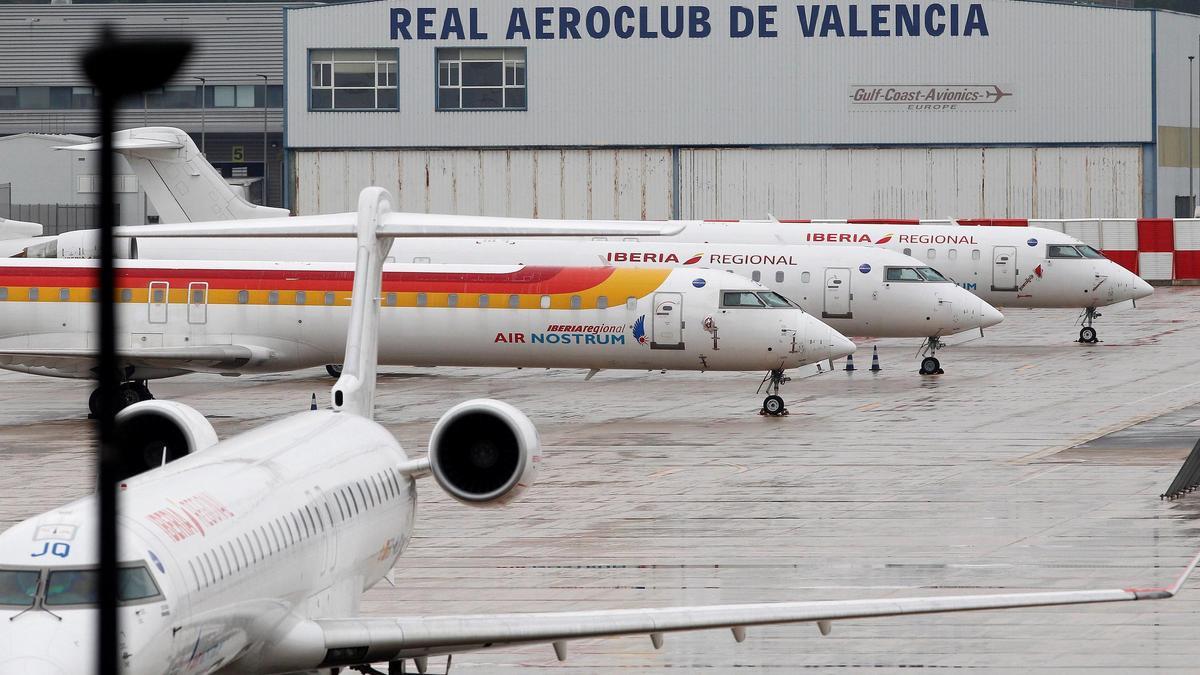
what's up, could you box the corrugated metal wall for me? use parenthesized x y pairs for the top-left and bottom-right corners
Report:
(287, 0), (1152, 149)
(292, 148), (674, 219)
(292, 145), (1142, 220)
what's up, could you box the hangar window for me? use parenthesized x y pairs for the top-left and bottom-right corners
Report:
(309, 49), (399, 111)
(436, 48), (526, 111)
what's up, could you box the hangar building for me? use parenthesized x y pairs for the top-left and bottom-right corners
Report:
(283, 1), (1200, 221)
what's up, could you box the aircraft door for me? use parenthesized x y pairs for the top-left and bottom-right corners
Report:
(187, 282), (209, 324)
(651, 292), (684, 350)
(823, 268), (852, 319)
(148, 281), (169, 324)
(992, 247), (1017, 291)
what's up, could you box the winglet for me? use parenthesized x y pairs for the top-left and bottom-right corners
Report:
(330, 187), (395, 419)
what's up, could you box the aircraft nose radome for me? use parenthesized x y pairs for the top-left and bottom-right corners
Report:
(828, 329), (856, 360)
(1133, 275), (1154, 300)
(0, 658), (64, 675)
(979, 300), (1005, 328)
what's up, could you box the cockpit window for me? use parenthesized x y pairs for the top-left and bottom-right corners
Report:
(756, 291), (794, 308)
(34, 565), (162, 607)
(1048, 244), (1083, 259)
(722, 291), (765, 307)
(915, 267), (951, 282)
(0, 569), (39, 606)
(1077, 245), (1105, 259)
(884, 267), (924, 282)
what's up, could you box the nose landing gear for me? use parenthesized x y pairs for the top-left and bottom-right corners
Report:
(88, 380), (154, 418)
(1078, 308), (1101, 343)
(758, 368), (790, 416)
(917, 337), (946, 375)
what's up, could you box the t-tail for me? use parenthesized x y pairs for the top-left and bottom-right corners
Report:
(331, 187), (393, 418)
(60, 126), (291, 223)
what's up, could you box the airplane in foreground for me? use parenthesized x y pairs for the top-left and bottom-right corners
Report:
(0, 254), (851, 417)
(0, 187), (1192, 675)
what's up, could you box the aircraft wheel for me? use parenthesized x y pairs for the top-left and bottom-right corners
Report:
(1079, 327), (1098, 343)
(134, 381), (154, 401)
(326, 364), (343, 378)
(88, 388), (102, 417)
(762, 395), (786, 416)
(920, 356), (941, 375)
(117, 383), (144, 410)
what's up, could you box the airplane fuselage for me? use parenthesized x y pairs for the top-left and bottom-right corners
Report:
(0, 411), (413, 675)
(0, 260), (840, 381)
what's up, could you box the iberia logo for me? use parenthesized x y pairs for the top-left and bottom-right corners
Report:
(631, 315), (648, 345)
(683, 253), (703, 265)
(874, 233), (894, 245)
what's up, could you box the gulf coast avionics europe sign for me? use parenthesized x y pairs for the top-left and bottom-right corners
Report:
(389, 3), (990, 41)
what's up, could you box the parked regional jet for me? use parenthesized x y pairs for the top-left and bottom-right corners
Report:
(54, 127), (1146, 347)
(0, 257), (850, 417)
(0, 187), (1191, 675)
(645, 219), (1154, 345)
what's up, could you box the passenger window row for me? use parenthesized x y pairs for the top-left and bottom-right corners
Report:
(186, 468), (406, 592)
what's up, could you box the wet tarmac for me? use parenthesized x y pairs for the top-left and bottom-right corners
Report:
(1, 290), (1198, 672)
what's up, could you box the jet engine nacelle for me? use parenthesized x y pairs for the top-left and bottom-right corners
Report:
(428, 399), (540, 506)
(114, 400), (218, 481)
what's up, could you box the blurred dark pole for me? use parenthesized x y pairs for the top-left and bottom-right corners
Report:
(83, 29), (190, 675)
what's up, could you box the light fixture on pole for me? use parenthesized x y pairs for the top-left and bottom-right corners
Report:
(192, 75), (206, 156)
(82, 28), (190, 675)
(256, 73), (269, 206)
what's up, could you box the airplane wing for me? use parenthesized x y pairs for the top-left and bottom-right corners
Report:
(0, 344), (262, 376)
(112, 211), (686, 239)
(309, 553), (1198, 669)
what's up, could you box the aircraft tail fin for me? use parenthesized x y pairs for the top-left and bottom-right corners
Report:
(331, 187), (394, 419)
(60, 127), (290, 223)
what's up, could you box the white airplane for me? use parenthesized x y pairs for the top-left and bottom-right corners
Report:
(0, 253), (850, 417)
(0, 216), (43, 259)
(0, 187), (1192, 675)
(50, 127), (1147, 358)
(641, 219), (1154, 346)
(169, 238), (1000, 375)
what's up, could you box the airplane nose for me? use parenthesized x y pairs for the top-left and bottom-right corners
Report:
(1132, 274), (1154, 300)
(0, 658), (64, 675)
(979, 300), (1004, 328)
(827, 327), (856, 360)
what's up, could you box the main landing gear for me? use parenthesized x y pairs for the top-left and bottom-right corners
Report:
(326, 364), (344, 378)
(1078, 307), (1101, 343)
(918, 337), (946, 376)
(88, 380), (154, 418)
(758, 368), (790, 416)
